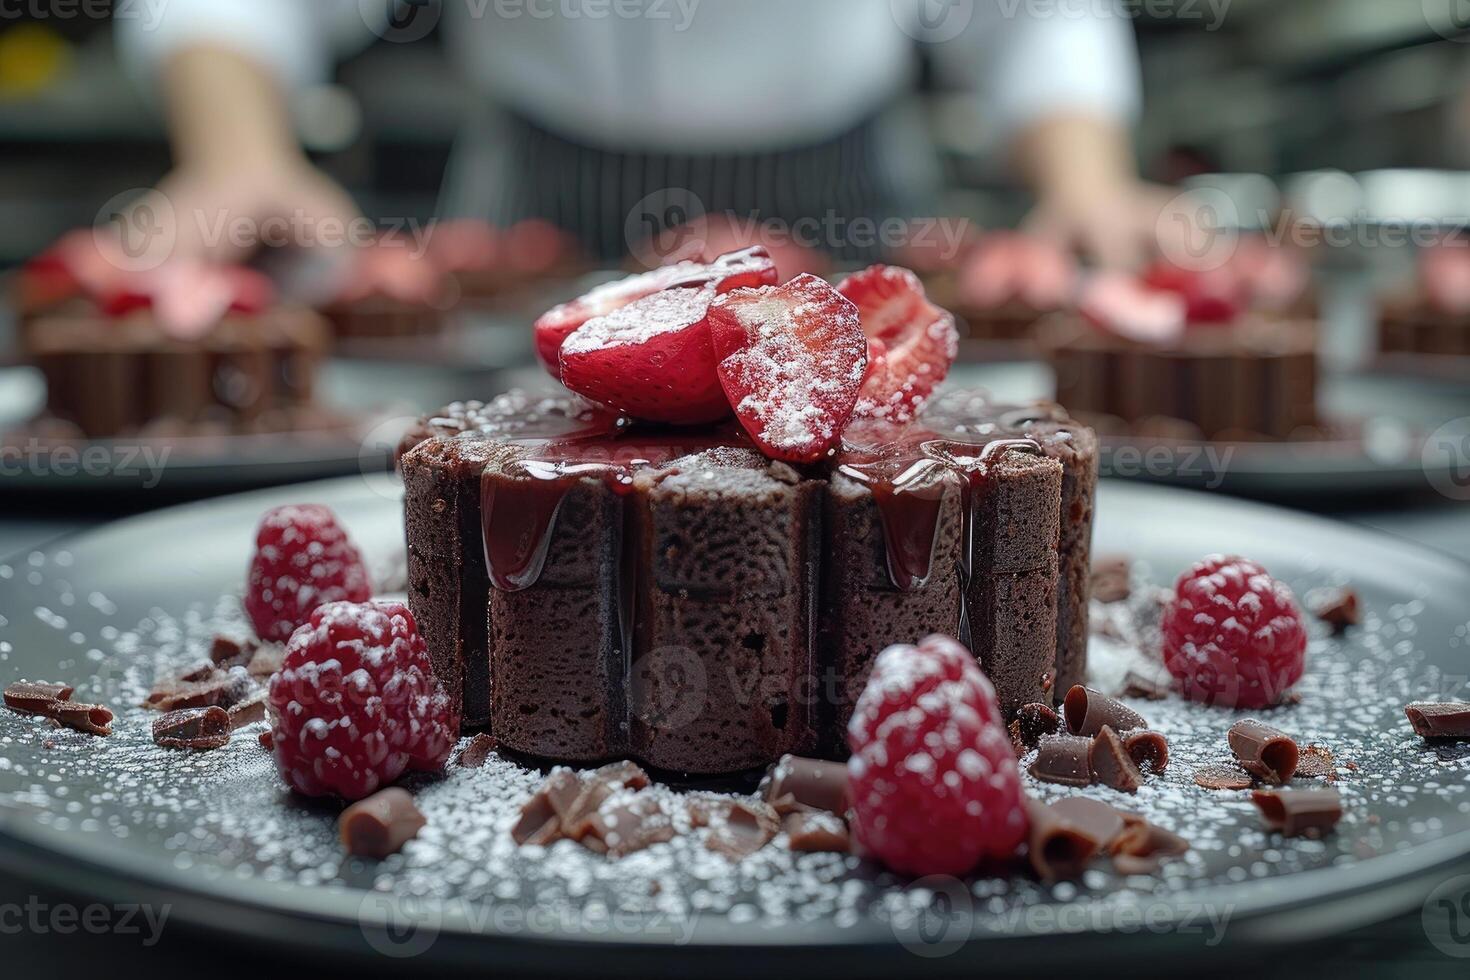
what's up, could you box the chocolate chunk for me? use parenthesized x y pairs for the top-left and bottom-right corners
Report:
(783, 811), (851, 853)
(560, 762), (651, 840)
(1306, 587), (1360, 633)
(1251, 788), (1343, 838)
(456, 733), (498, 768)
(1025, 799), (1103, 881)
(245, 644), (284, 678)
(3, 680), (74, 716)
(1228, 719), (1299, 783)
(1089, 726), (1145, 793)
(1124, 730), (1170, 775)
(1120, 672), (1170, 701)
(1109, 816), (1189, 874)
(52, 702), (114, 736)
(1294, 744), (1335, 780)
(210, 634), (259, 669)
(706, 800), (779, 859)
(1048, 797), (1126, 849)
(340, 787), (427, 858)
(1405, 702), (1470, 739)
(152, 706), (231, 750)
(585, 795), (674, 858)
(510, 769), (584, 846)
(145, 666), (254, 713)
(1090, 554), (1132, 603)
(1062, 685), (1146, 737)
(1029, 734), (1094, 787)
(1193, 764), (1252, 791)
(177, 663), (220, 683)
(759, 755), (850, 816)
(1012, 702), (1061, 752)
(227, 692), (267, 729)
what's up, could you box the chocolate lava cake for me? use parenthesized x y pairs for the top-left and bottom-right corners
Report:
(24, 310), (329, 439)
(400, 389), (1097, 775)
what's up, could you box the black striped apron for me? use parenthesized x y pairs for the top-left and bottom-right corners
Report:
(438, 105), (935, 263)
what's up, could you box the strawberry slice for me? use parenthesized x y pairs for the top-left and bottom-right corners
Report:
(1079, 272), (1187, 344)
(1142, 260), (1243, 324)
(559, 286), (730, 424)
(707, 273), (867, 463)
(534, 247), (777, 379)
(837, 265), (958, 424)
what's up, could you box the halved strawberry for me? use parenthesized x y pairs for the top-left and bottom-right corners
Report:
(1142, 260), (1242, 324)
(838, 265), (958, 423)
(707, 274), (867, 463)
(1079, 272), (1187, 344)
(534, 247), (777, 379)
(559, 286), (729, 424)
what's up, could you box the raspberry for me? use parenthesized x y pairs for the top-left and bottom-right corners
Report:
(846, 634), (1029, 877)
(266, 601), (458, 800)
(245, 504), (372, 643)
(1162, 555), (1307, 709)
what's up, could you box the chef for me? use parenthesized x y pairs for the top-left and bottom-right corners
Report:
(115, 0), (1157, 268)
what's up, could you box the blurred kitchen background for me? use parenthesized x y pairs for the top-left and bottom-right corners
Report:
(2, 0), (1469, 266)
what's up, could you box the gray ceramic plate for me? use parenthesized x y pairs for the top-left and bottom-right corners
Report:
(0, 476), (1468, 977)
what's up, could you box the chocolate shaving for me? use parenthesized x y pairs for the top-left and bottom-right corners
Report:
(1012, 702), (1061, 752)
(561, 762), (651, 840)
(245, 645), (285, 678)
(1294, 744), (1335, 780)
(1063, 685), (1146, 737)
(340, 787), (426, 858)
(1049, 797), (1126, 849)
(456, 733), (498, 769)
(1405, 701), (1470, 740)
(52, 702), (114, 736)
(1029, 734), (1094, 787)
(152, 706), (231, 750)
(210, 635), (258, 669)
(145, 666), (254, 713)
(226, 692), (267, 729)
(1251, 788), (1343, 838)
(1124, 730), (1170, 775)
(3, 680), (75, 716)
(759, 755), (850, 816)
(1025, 799), (1104, 881)
(1193, 764), (1253, 791)
(585, 795), (675, 859)
(1120, 672), (1170, 701)
(783, 811), (851, 853)
(706, 800), (779, 860)
(1089, 726), (1145, 793)
(1090, 555), (1132, 603)
(510, 769), (584, 846)
(1228, 719), (1299, 784)
(1306, 587), (1360, 633)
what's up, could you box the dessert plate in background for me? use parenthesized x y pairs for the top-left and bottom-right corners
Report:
(952, 361), (1470, 498)
(0, 476), (1468, 974)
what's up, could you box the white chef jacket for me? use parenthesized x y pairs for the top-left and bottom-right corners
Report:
(117, 0), (1141, 154)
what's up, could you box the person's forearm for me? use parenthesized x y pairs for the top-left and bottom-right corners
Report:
(162, 44), (303, 171)
(1011, 112), (1136, 200)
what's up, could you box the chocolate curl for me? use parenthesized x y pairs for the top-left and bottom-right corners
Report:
(586, 795), (675, 859)
(759, 755), (850, 816)
(456, 733), (499, 769)
(152, 706), (232, 750)
(706, 800), (779, 860)
(1405, 702), (1470, 739)
(1089, 726), (1144, 793)
(510, 768), (583, 846)
(1251, 788), (1343, 838)
(1011, 703), (1061, 753)
(1110, 816), (1189, 874)
(1228, 719), (1299, 783)
(1062, 685), (1146, 737)
(1029, 734), (1094, 787)
(1124, 730), (1170, 775)
(3, 680), (75, 716)
(340, 787), (427, 858)
(52, 702), (114, 736)
(1025, 799), (1103, 881)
